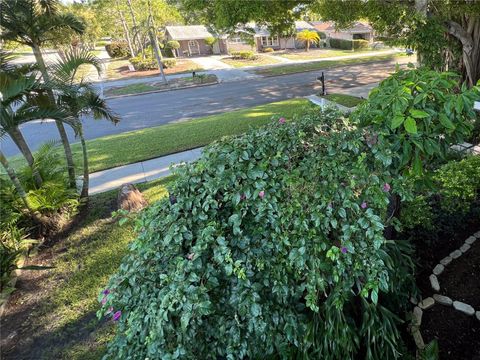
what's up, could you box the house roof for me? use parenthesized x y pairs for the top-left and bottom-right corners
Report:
(165, 25), (214, 40)
(311, 21), (372, 34)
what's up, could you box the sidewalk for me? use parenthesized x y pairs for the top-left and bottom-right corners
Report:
(89, 148), (203, 194)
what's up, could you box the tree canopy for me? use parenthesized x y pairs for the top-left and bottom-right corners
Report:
(181, 0), (480, 86)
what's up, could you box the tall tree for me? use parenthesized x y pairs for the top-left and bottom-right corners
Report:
(313, 0), (480, 87)
(0, 0), (86, 188)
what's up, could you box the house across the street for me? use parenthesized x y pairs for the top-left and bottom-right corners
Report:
(165, 25), (228, 57)
(245, 21), (317, 52)
(165, 20), (373, 57)
(311, 21), (374, 41)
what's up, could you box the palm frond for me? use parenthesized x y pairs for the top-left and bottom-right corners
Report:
(0, 73), (41, 108)
(49, 47), (102, 85)
(80, 90), (120, 124)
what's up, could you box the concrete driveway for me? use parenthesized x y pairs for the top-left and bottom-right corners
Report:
(2, 57), (412, 157)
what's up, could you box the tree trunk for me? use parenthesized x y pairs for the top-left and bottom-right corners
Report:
(0, 150), (44, 225)
(8, 126), (43, 187)
(79, 127), (89, 199)
(149, 29), (167, 84)
(446, 17), (480, 87)
(115, 0), (136, 57)
(126, 0), (142, 53)
(306, 41), (310, 52)
(31, 43), (77, 188)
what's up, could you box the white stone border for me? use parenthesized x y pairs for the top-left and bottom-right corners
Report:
(410, 230), (480, 350)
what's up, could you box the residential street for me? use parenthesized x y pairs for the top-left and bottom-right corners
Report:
(1, 57), (411, 156)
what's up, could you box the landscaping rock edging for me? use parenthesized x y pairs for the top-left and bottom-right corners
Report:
(410, 230), (480, 351)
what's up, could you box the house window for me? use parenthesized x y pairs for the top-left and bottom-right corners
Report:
(260, 36), (279, 46)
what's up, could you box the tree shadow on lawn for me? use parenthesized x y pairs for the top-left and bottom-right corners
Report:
(2, 308), (113, 360)
(0, 179), (172, 360)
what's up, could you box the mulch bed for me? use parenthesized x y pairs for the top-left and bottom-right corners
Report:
(439, 239), (480, 308)
(409, 200), (480, 359)
(421, 306), (480, 360)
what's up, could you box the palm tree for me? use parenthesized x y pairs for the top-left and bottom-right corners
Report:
(0, 53), (64, 188)
(296, 30), (320, 52)
(48, 48), (120, 199)
(0, 0), (86, 188)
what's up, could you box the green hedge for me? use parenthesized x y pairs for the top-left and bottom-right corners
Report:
(230, 50), (256, 60)
(329, 38), (370, 50)
(129, 56), (177, 71)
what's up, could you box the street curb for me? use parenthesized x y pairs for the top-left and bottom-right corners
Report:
(104, 80), (219, 100)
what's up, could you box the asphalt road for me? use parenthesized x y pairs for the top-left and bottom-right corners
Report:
(1, 58), (409, 157)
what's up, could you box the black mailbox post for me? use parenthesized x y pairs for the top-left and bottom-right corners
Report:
(317, 72), (326, 95)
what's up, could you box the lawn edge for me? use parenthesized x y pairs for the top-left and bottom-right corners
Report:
(104, 80), (219, 99)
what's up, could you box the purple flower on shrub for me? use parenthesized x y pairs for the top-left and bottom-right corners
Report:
(101, 296), (108, 305)
(169, 193), (177, 205)
(106, 306), (113, 314)
(341, 247), (348, 254)
(240, 194), (246, 201)
(278, 117), (286, 124)
(361, 202), (368, 209)
(102, 289), (110, 296)
(383, 183), (391, 192)
(112, 310), (122, 322)
(327, 202), (333, 209)
(259, 191), (265, 199)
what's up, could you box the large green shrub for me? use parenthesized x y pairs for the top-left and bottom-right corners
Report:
(434, 155), (480, 211)
(99, 109), (415, 359)
(353, 67), (480, 176)
(230, 50), (256, 60)
(129, 56), (157, 71)
(105, 41), (130, 58)
(329, 38), (353, 50)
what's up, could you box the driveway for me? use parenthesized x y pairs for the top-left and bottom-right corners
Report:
(2, 57), (412, 157)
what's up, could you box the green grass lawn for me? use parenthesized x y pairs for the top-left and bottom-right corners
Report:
(220, 55), (281, 68)
(276, 48), (390, 61)
(322, 93), (365, 108)
(7, 99), (311, 174)
(104, 75), (217, 96)
(4, 177), (174, 359)
(252, 53), (405, 76)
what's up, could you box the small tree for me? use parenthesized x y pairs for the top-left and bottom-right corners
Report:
(166, 40), (180, 57)
(296, 29), (319, 52)
(204, 37), (216, 47)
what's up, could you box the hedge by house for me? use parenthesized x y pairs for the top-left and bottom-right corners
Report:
(329, 38), (370, 50)
(98, 107), (416, 359)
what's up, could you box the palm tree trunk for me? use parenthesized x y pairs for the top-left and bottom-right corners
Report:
(79, 127), (89, 199)
(31, 43), (77, 188)
(8, 126), (43, 187)
(0, 150), (44, 224)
